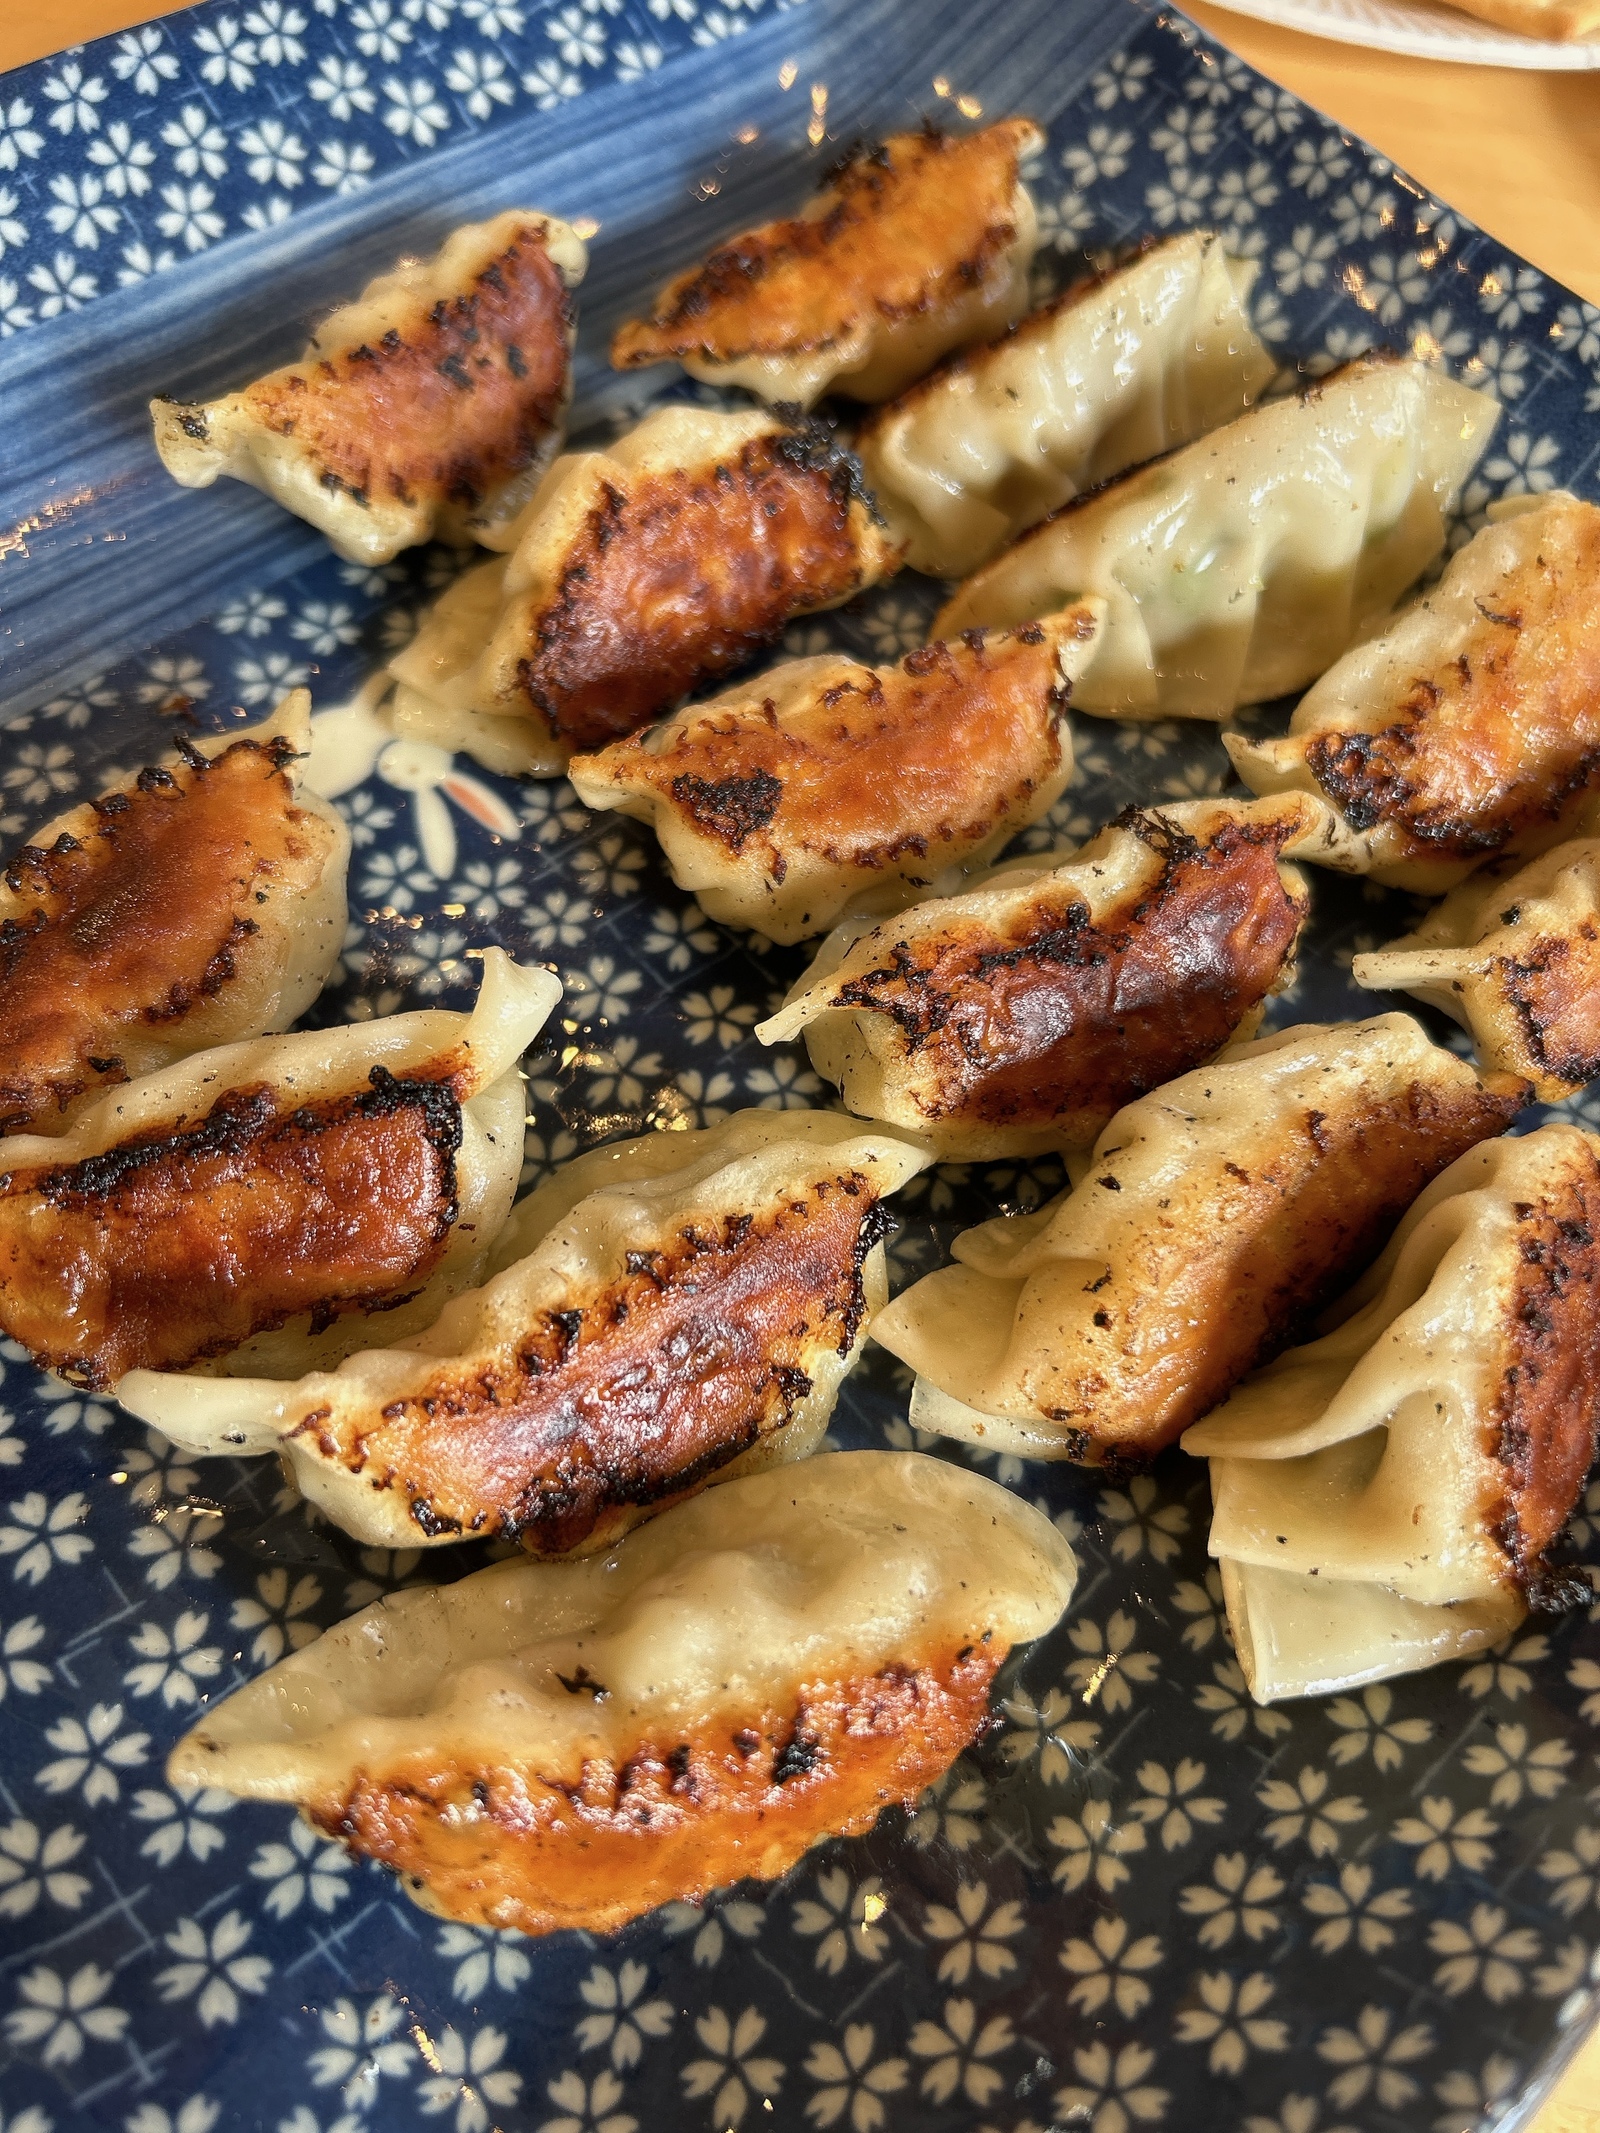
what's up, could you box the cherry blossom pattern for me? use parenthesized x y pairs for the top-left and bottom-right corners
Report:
(1179, 1854), (1284, 1952)
(803, 2024), (907, 2133)
(791, 1869), (889, 1975)
(308, 1995), (414, 2111)
(907, 1998), (1015, 2110)
(156, 1911), (273, 2027)
(1173, 1972), (1288, 2076)
(1317, 2006), (1434, 2112)
(922, 1881), (1026, 1986)
(1060, 1914), (1165, 2016)
(680, 2007), (783, 2128)
(574, 1962), (673, 2069)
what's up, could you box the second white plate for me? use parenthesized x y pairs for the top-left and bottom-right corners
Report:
(1206, 0), (1600, 67)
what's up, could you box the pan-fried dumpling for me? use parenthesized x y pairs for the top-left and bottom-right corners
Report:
(1, 691), (347, 1137)
(388, 406), (903, 776)
(1226, 493), (1600, 891)
(854, 232), (1273, 578)
(568, 609), (1101, 944)
(152, 212), (587, 563)
(166, 1451), (1078, 1935)
(610, 122), (1044, 409)
(935, 357), (1497, 720)
(758, 794), (1330, 1158)
(871, 1015), (1527, 1464)
(119, 1110), (932, 1555)
(1353, 831), (1600, 1099)
(1183, 1126), (1600, 1701)
(0, 950), (559, 1389)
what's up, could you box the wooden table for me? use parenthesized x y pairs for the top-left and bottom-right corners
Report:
(4, 0), (1599, 2125)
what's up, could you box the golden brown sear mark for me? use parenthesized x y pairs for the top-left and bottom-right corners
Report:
(299, 1171), (892, 1556)
(511, 424), (893, 750)
(234, 222), (572, 516)
(834, 809), (1307, 1133)
(1490, 1145), (1600, 1587)
(1053, 1072), (1530, 1460)
(0, 1066), (466, 1387)
(1489, 921), (1600, 1095)
(304, 1641), (1001, 1935)
(584, 624), (1076, 885)
(1305, 501), (1600, 861)
(612, 123), (1036, 370)
(0, 734), (337, 1135)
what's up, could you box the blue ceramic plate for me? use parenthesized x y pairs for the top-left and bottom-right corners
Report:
(5, 4), (1600, 2129)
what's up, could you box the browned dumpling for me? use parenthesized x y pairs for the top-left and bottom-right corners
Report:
(119, 1111), (933, 1557)
(1227, 494), (1600, 891)
(0, 691), (347, 1138)
(1353, 829), (1600, 1099)
(166, 1454), (1078, 1936)
(760, 793), (1330, 1157)
(873, 1015), (1528, 1465)
(388, 406), (903, 775)
(152, 212), (587, 562)
(568, 607), (1103, 944)
(611, 121), (1044, 408)
(1186, 1126), (1600, 1701)
(0, 952), (558, 1389)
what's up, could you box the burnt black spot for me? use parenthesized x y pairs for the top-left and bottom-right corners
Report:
(669, 768), (783, 852)
(555, 1665), (610, 1701)
(773, 1731), (822, 1784)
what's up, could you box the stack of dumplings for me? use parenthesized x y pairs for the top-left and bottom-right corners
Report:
(12, 96), (1588, 1961)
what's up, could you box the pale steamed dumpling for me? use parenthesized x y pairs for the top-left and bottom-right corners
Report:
(855, 231), (1273, 578)
(935, 356), (1498, 720)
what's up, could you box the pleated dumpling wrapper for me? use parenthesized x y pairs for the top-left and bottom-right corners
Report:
(1226, 492), (1600, 891)
(871, 1015), (1528, 1464)
(759, 792), (1333, 1159)
(1183, 1125), (1600, 1703)
(1353, 823), (1600, 1100)
(611, 121), (1044, 409)
(166, 1450), (1078, 1935)
(568, 608), (1101, 945)
(387, 406), (903, 777)
(152, 212), (587, 563)
(935, 356), (1497, 720)
(854, 230), (1274, 578)
(0, 690), (347, 1138)
(119, 1109), (933, 1556)
(0, 950), (559, 1389)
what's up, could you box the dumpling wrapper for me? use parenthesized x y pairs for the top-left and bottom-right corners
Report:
(935, 356), (1498, 720)
(0, 950), (559, 1388)
(0, 690), (347, 1137)
(1185, 1125), (1600, 1701)
(1227, 492), (1600, 891)
(166, 1450), (1078, 1935)
(758, 793), (1330, 1158)
(854, 231), (1274, 578)
(611, 121), (1044, 409)
(871, 1014), (1528, 1464)
(568, 608), (1102, 945)
(120, 1109), (932, 1555)
(388, 406), (902, 777)
(152, 212), (586, 563)
(1353, 827), (1600, 1099)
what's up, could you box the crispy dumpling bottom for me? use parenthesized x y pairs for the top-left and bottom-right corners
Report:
(302, 1641), (1001, 1936)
